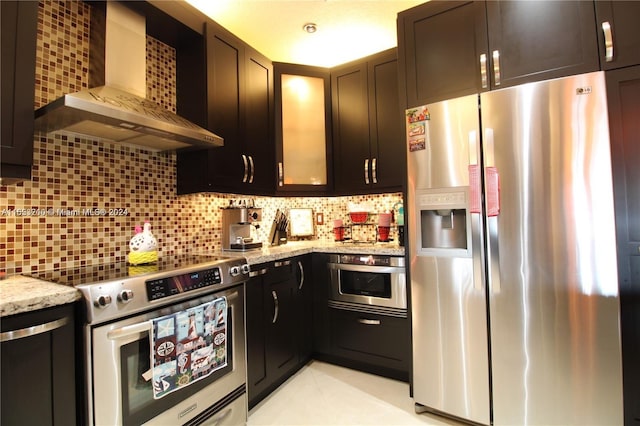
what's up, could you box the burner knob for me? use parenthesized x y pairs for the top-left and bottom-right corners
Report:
(241, 264), (251, 274)
(230, 266), (241, 277)
(118, 289), (134, 303)
(94, 294), (112, 308)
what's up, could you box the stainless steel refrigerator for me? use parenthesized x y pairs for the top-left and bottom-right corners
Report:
(406, 71), (623, 425)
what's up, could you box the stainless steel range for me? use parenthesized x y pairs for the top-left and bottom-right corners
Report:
(38, 255), (249, 426)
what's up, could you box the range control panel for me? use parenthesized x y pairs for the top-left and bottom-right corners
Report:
(146, 267), (222, 301)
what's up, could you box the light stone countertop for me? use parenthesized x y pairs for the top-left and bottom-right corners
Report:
(0, 275), (82, 317)
(1, 241), (404, 317)
(218, 240), (405, 265)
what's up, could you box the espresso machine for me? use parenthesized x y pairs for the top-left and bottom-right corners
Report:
(221, 206), (263, 251)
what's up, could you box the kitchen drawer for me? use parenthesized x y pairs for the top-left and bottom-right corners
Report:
(329, 307), (410, 381)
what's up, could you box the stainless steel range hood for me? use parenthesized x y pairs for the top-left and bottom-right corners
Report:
(34, 2), (221, 151)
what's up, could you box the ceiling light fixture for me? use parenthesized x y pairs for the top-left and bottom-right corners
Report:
(303, 23), (317, 33)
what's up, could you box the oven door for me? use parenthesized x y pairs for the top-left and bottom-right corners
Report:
(327, 263), (407, 310)
(87, 284), (246, 426)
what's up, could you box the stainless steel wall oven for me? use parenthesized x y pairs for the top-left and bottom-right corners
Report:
(327, 254), (406, 317)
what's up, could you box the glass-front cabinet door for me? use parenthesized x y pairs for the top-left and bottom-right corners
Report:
(274, 63), (332, 194)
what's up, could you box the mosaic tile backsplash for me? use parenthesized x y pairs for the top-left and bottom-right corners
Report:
(0, 1), (403, 276)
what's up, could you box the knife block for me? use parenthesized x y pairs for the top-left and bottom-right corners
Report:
(268, 220), (288, 246)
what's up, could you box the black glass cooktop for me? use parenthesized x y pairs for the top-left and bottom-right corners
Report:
(33, 254), (233, 288)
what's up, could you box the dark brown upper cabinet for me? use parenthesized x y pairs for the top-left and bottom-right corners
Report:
(397, 1), (488, 107)
(1, 0), (38, 185)
(274, 63), (333, 195)
(332, 49), (405, 195)
(177, 21), (274, 195)
(398, 1), (600, 106)
(595, 1), (640, 70)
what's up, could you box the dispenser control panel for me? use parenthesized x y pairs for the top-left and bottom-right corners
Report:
(419, 191), (466, 207)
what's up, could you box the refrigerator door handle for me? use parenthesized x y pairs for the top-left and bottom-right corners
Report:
(484, 127), (501, 293)
(602, 21), (614, 62)
(492, 50), (501, 86)
(480, 53), (488, 89)
(469, 130), (485, 291)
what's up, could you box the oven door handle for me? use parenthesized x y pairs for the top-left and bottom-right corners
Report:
(107, 321), (152, 341)
(106, 292), (239, 341)
(326, 263), (405, 274)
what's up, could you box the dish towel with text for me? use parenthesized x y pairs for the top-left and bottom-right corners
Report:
(150, 297), (227, 399)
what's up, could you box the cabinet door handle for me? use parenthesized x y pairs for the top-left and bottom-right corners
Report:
(357, 318), (381, 326)
(297, 260), (305, 290)
(242, 154), (249, 183)
(271, 290), (279, 323)
(371, 158), (377, 184)
(248, 155), (255, 183)
(492, 50), (501, 86)
(480, 53), (488, 89)
(602, 21), (614, 62)
(249, 267), (268, 277)
(0, 317), (70, 342)
(278, 162), (284, 187)
(364, 158), (370, 184)
(274, 260), (291, 268)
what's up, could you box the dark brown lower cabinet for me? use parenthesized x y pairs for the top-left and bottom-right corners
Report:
(312, 252), (410, 382)
(0, 304), (77, 426)
(246, 257), (309, 409)
(247, 253), (410, 408)
(328, 308), (410, 382)
(606, 65), (640, 426)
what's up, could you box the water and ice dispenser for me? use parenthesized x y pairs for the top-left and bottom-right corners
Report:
(415, 188), (471, 257)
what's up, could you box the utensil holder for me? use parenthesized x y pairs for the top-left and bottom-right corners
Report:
(271, 229), (287, 246)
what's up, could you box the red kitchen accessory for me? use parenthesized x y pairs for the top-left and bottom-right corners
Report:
(349, 212), (368, 223)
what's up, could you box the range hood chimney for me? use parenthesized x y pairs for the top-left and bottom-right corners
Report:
(34, 2), (222, 151)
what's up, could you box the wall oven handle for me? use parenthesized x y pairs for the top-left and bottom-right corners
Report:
(297, 260), (305, 290)
(326, 262), (405, 275)
(0, 317), (70, 342)
(107, 321), (151, 341)
(358, 318), (381, 325)
(271, 290), (279, 323)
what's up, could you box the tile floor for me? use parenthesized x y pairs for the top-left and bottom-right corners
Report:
(247, 361), (463, 426)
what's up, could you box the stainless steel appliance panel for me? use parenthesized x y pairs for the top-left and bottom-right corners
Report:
(407, 95), (479, 191)
(481, 72), (622, 425)
(408, 94), (490, 424)
(327, 255), (407, 311)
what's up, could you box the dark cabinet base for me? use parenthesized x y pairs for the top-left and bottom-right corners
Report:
(0, 304), (77, 426)
(246, 257), (311, 409)
(326, 308), (410, 382)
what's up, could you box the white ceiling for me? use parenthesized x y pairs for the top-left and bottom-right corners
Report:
(185, 0), (426, 68)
